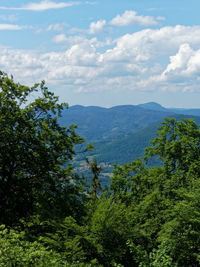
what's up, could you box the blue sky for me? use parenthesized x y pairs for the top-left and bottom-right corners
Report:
(0, 0), (200, 108)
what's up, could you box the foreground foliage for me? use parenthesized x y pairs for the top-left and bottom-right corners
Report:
(0, 71), (85, 225)
(1, 73), (200, 266)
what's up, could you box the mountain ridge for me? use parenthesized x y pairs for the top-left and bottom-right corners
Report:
(60, 102), (175, 142)
(59, 102), (200, 166)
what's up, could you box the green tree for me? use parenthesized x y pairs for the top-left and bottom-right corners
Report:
(0, 71), (84, 225)
(109, 118), (200, 266)
(87, 197), (133, 266)
(86, 158), (102, 199)
(145, 118), (200, 179)
(0, 225), (66, 266)
(0, 224), (100, 266)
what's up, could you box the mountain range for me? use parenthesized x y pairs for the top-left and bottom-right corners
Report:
(59, 102), (200, 165)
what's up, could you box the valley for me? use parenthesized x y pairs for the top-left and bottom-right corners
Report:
(59, 102), (200, 184)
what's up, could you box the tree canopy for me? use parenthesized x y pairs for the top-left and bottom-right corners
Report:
(0, 71), (84, 225)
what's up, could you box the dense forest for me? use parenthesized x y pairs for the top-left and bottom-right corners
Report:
(1, 71), (200, 266)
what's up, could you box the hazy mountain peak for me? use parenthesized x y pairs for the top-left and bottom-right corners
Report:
(138, 102), (167, 111)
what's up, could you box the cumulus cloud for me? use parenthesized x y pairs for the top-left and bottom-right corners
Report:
(110, 10), (159, 27)
(0, 37), (148, 93)
(53, 34), (68, 43)
(162, 44), (200, 82)
(2, 25), (200, 93)
(52, 34), (106, 48)
(0, 48), (45, 85)
(0, 1), (79, 11)
(0, 39), (100, 85)
(100, 25), (200, 64)
(135, 44), (200, 92)
(88, 20), (106, 34)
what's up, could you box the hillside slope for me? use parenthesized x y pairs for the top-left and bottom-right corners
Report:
(60, 104), (174, 141)
(60, 103), (200, 166)
(84, 114), (200, 165)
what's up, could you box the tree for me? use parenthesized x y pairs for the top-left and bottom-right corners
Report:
(108, 118), (200, 266)
(0, 71), (84, 225)
(86, 158), (102, 199)
(145, 118), (200, 178)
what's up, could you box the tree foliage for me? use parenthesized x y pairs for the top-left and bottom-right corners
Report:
(86, 158), (102, 199)
(0, 71), (84, 225)
(1, 72), (200, 266)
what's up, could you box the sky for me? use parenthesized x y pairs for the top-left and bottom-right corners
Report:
(0, 0), (200, 108)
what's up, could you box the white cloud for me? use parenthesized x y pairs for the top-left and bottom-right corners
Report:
(2, 25), (200, 94)
(69, 19), (107, 35)
(53, 34), (68, 43)
(162, 44), (200, 81)
(0, 1), (79, 11)
(135, 44), (200, 91)
(110, 10), (159, 27)
(100, 25), (200, 64)
(0, 48), (44, 85)
(0, 40), (147, 93)
(47, 23), (69, 31)
(52, 34), (105, 48)
(0, 24), (23, 30)
(88, 20), (106, 34)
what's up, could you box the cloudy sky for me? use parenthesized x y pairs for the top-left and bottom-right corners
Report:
(0, 0), (200, 108)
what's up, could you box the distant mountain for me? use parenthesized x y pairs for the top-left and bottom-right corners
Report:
(59, 104), (174, 142)
(138, 102), (200, 117)
(168, 108), (200, 117)
(138, 102), (167, 112)
(59, 102), (200, 166)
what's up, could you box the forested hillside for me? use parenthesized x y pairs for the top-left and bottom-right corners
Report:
(60, 103), (200, 166)
(1, 72), (200, 266)
(59, 104), (175, 141)
(87, 114), (200, 165)
(60, 102), (200, 143)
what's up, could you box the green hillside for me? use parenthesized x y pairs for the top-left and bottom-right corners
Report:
(59, 103), (200, 167)
(89, 122), (159, 165)
(83, 114), (200, 165)
(59, 104), (174, 141)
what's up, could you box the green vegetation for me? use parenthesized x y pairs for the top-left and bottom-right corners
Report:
(91, 114), (200, 165)
(59, 104), (175, 142)
(62, 104), (200, 168)
(1, 72), (200, 266)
